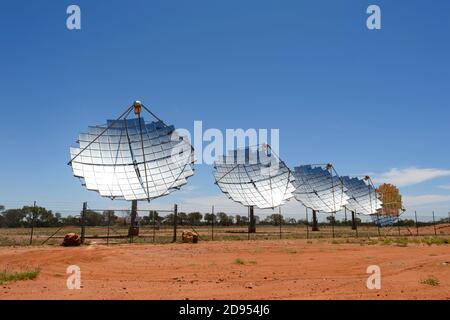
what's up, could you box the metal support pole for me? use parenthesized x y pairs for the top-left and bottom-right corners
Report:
(249, 205), (256, 234)
(414, 211), (419, 236)
(172, 204), (178, 243)
(129, 200), (138, 242)
(29, 201), (37, 245)
(81, 202), (87, 244)
(312, 210), (319, 231)
(351, 211), (357, 230)
(344, 207), (347, 225)
(432, 211), (437, 236)
(352, 211), (358, 238)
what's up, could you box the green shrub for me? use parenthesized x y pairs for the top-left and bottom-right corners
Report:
(420, 277), (440, 286)
(0, 267), (41, 285)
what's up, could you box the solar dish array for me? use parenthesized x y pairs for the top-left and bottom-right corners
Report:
(213, 146), (296, 209)
(341, 176), (382, 215)
(70, 118), (194, 201)
(292, 165), (349, 213)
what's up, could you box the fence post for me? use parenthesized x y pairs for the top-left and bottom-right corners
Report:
(211, 205), (215, 241)
(279, 207), (282, 240)
(247, 206), (250, 241)
(397, 217), (401, 237)
(351, 211), (358, 238)
(305, 207), (309, 240)
(29, 201), (37, 245)
(106, 210), (111, 246)
(172, 204), (178, 243)
(432, 211), (437, 236)
(331, 213), (335, 239)
(414, 211), (419, 236)
(152, 211), (156, 243)
(376, 211), (381, 238)
(80, 202), (87, 244)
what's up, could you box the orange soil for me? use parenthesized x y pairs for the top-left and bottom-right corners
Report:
(0, 240), (449, 300)
(418, 223), (450, 235)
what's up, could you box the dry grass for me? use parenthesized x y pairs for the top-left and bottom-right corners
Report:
(420, 277), (440, 286)
(233, 258), (257, 265)
(0, 225), (449, 246)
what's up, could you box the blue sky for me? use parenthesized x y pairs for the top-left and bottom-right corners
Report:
(0, 0), (449, 219)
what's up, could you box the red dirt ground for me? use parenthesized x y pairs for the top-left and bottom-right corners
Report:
(418, 223), (450, 235)
(0, 240), (449, 300)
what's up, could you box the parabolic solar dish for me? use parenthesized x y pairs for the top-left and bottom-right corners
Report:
(292, 165), (349, 213)
(341, 176), (382, 215)
(213, 145), (296, 209)
(69, 103), (195, 201)
(372, 215), (398, 227)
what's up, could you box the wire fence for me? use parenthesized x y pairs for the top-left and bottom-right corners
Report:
(0, 202), (449, 246)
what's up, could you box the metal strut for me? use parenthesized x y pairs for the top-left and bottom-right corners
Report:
(68, 101), (169, 166)
(135, 101), (151, 202)
(68, 104), (134, 165)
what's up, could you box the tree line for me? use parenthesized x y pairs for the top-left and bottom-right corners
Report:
(0, 205), (446, 228)
(0, 205), (301, 228)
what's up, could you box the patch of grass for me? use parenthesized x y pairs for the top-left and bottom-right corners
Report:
(380, 237), (450, 246)
(393, 238), (409, 247)
(0, 236), (18, 246)
(420, 277), (440, 286)
(325, 236), (450, 247)
(380, 238), (413, 247)
(422, 237), (449, 246)
(0, 267), (41, 285)
(233, 258), (257, 265)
